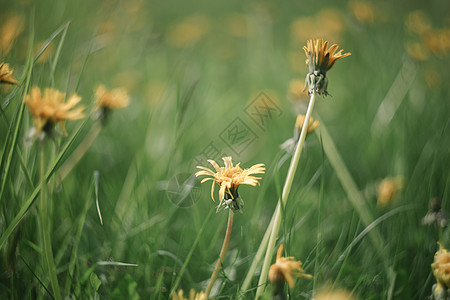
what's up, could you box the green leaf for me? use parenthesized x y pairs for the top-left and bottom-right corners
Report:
(89, 273), (102, 292)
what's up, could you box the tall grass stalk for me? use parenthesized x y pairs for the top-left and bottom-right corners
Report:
(38, 143), (61, 300)
(255, 92), (317, 299)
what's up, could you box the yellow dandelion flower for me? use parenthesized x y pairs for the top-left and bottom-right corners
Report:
(432, 244), (450, 297)
(268, 244), (312, 289)
(376, 176), (403, 208)
(25, 87), (85, 136)
(172, 289), (206, 300)
(295, 114), (320, 136)
(0, 63), (20, 85)
(315, 289), (357, 300)
(195, 156), (265, 213)
(303, 38), (351, 95)
(95, 84), (130, 110)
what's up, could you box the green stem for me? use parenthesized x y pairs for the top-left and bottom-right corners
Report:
(255, 92), (317, 299)
(39, 144), (62, 300)
(205, 210), (234, 298)
(240, 207), (276, 295)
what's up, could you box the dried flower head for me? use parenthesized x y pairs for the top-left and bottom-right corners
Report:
(376, 176), (403, 208)
(195, 156), (265, 213)
(172, 289), (206, 300)
(25, 87), (85, 136)
(432, 244), (450, 298)
(303, 39), (351, 95)
(0, 63), (19, 85)
(268, 244), (312, 289)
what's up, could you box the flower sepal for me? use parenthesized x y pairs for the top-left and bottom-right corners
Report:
(216, 188), (244, 214)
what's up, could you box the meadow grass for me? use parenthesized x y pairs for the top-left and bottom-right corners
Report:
(1, 0), (449, 299)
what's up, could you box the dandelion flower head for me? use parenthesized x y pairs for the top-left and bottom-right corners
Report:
(195, 156), (265, 213)
(432, 244), (450, 294)
(95, 84), (130, 110)
(25, 87), (85, 136)
(0, 63), (19, 85)
(303, 38), (350, 95)
(268, 244), (312, 289)
(295, 114), (320, 136)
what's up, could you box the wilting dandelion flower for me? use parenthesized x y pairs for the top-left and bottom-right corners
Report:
(376, 176), (403, 208)
(172, 289), (206, 300)
(0, 63), (19, 85)
(269, 244), (312, 289)
(432, 244), (450, 299)
(303, 39), (351, 95)
(195, 156), (265, 213)
(25, 87), (85, 137)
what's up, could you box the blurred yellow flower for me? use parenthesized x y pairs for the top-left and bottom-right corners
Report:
(172, 289), (206, 300)
(376, 176), (403, 208)
(268, 244), (312, 289)
(0, 63), (19, 85)
(405, 11), (431, 36)
(432, 244), (450, 297)
(195, 156), (265, 213)
(315, 289), (357, 300)
(291, 9), (346, 44)
(425, 67), (441, 89)
(225, 13), (253, 38)
(348, 1), (375, 23)
(95, 84), (130, 110)
(0, 14), (25, 54)
(295, 114), (319, 135)
(25, 87), (85, 136)
(288, 78), (309, 101)
(406, 42), (428, 61)
(303, 39), (351, 95)
(165, 14), (211, 47)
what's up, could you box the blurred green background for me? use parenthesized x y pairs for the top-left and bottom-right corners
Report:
(1, 0), (449, 299)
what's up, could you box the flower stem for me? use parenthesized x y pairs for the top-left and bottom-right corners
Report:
(39, 144), (62, 300)
(205, 210), (234, 298)
(255, 92), (317, 299)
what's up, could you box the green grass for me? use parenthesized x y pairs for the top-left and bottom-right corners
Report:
(1, 0), (450, 299)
